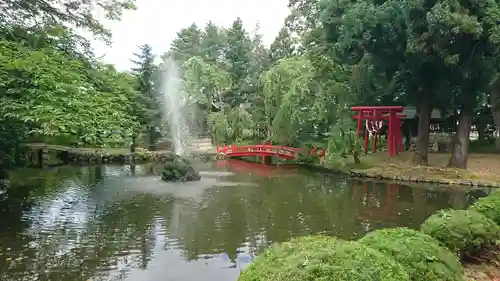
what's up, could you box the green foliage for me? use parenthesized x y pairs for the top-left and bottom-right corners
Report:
(359, 227), (465, 281)
(0, 0), (141, 165)
(469, 194), (500, 225)
(490, 189), (500, 197)
(259, 57), (315, 145)
(421, 209), (500, 256)
(3, 0), (498, 170)
(227, 107), (254, 141)
(168, 23), (203, 63)
(238, 235), (410, 281)
(206, 108), (254, 144)
(182, 56), (232, 107)
(131, 44), (159, 127)
(326, 117), (363, 169)
(0, 40), (139, 146)
(207, 112), (230, 144)
(200, 22), (226, 64)
(0, 0), (136, 42)
(268, 27), (296, 64)
(224, 17), (254, 108)
(320, 0), (500, 167)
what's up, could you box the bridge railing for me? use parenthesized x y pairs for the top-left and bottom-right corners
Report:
(216, 142), (327, 161)
(217, 143), (300, 156)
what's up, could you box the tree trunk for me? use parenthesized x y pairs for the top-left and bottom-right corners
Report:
(477, 121), (485, 141)
(130, 135), (137, 153)
(148, 126), (156, 151)
(491, 79), (500, 151)
(494, 112), (500, 150)
(413, 99), (432, 165)
(448, 108), (473, 169)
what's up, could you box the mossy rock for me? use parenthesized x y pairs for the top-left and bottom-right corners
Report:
(469, 194), (500, 225)
(359, 227), (465, 281)
(238, 235), (410, 281)
(421, 209), (500, 257)
(161, 154), (201, 182)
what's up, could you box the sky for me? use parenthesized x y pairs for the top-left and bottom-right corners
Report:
(91, 0), (291, 71)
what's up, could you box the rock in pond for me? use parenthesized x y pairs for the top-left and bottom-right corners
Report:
(161, 154), (201, 182)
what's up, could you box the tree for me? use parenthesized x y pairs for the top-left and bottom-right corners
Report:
(0, 40), (139, 145)
(200, 21), (226, 65)
(168, 23), (203, 63)
(182, 56), (232, 137)
(0, 0), (136, 42)
(223, 17), (253, 107)
(0, 0), (139, 169)
(268, 27), (295, 64)
(320, 0), (500, 168)
(491, 77), (500, 150)
(260, 57), (319, 145)
(131, 44), (160, 149)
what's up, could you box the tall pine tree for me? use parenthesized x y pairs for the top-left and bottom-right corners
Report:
(131, 44), (159, 150)
(268, 27), (295, 64)
(168, 23), (203, 63)
(200, 21), (227, 65)
(223, 17), (253, 108)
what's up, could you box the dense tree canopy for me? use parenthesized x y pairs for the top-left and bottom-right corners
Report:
(0, 0), (139, 170)
(1, 0), (500, 174)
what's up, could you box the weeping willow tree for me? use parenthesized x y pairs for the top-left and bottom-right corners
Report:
(183, 57), (255, 143)
(260, 57), (316, 145)
(207, 112), (229, 144)
(207, 107), (254, 144)
(182, 56), (232, 135)
(326, 113), (363, 169)
(182, 56), (232, 108)
(259, 56), (353, 145)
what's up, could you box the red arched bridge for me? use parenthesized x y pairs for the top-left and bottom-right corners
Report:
(216, 141), (326, 163)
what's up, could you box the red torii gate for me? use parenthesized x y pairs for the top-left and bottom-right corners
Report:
(352, 106), (405, 157)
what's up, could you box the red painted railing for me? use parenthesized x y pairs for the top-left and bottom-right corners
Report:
(216, 141), (327, 162)
(217, 141), (301, 160)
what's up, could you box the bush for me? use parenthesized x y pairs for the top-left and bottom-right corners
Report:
(358, 227), (465, 281)
(238, 235), (410, 281)
(469, 194), (500, 225)
(490, 189), (500, 197)
(421, 209), (500, 257)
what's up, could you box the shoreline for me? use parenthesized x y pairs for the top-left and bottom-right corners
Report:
(23, 145), (218, 167)
(347, 169), (500, 187)
(18, 146), (500, 187)
(288, 163), (500, 188)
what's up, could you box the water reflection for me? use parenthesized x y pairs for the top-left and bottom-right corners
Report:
(0, 161), (491, 281)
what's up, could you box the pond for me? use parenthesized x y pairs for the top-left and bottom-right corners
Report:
(0, 159), (490, 281)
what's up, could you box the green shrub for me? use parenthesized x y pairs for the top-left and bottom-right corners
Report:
(421, 209), (500, 257)
(359, 227), (464, 281)
(489, 189), (500, 197)
(469, 194), (500, 225)
(238, 235), (410, 281)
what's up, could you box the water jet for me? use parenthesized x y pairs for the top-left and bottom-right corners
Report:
(158, 57), (200, 182)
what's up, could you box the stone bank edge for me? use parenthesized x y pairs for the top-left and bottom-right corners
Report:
(298, 164), (500, 188)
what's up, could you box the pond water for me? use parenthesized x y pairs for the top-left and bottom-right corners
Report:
(0, 159), (490, 281)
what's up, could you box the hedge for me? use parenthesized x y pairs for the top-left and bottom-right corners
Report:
(359, 227), (464, 281)
(421, 209), (500, 257)
(469, 194), (500, 225)
(238, 235), (410, 281)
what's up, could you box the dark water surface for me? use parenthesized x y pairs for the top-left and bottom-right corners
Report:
(0, 159), (490, 281)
